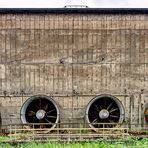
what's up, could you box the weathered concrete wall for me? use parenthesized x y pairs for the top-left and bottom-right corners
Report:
(0, 13), (147, 127)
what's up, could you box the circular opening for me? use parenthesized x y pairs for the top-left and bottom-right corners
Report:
(85, 95), (125, 129)
(20, 95), (60, 128)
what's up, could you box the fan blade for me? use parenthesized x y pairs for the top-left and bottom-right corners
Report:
(45, 118), (53, 124)
(109, 108), (118, 113)
(39, 99), (42, 108)
(28, 111), (35, 116)
(92, 118), (98, 123)
(43, 104), (48, 111)
(35, 103), (39, 109)
(46, 109), (56, 114)
(94, 104), (99, 111)
(33, 116), (37, 119)
(47, 115), (57, 118)
(109, 115), (119, 118)
(104, 99), (106, 107)
(90, 111), (97, 116)
(99, 105), (102, 110)
(109, 120), (114, 123)
(107, 102), (113, 110)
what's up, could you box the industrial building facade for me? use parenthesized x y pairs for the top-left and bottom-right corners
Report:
(0, 8), (148, 130)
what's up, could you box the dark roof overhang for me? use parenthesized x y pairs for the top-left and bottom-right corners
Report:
(0, 8), (148, 14)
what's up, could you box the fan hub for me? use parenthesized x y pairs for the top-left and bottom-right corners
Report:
(36, 109), (46, 120)
(99, 109), (109, 119)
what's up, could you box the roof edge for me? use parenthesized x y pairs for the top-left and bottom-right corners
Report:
(0, 8), (148, 14)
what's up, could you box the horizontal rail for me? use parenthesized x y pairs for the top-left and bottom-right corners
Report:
(0, 127), (129, 132)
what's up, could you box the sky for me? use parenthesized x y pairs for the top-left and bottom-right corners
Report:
(0, 0), (148, 8)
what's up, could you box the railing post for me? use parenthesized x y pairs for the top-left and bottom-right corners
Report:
(109, 126), (111, 137)
(33, 123), (34, 141)
(68, 129), (70, 143)
(103, 124), (104, 138)
(15, 125), (16, 141)
(9, 125), (12, 141)
(57, 123), (60, 142)
(80, 123), (82, 141)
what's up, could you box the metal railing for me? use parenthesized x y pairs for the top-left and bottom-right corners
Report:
(127, 124), (148, 134)
(0, 123), (129, 142)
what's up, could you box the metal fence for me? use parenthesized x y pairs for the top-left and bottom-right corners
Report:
(0, 123), (129, 142)
(1, 123), (148, 142)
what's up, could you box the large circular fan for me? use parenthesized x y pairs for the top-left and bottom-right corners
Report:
(85, 95), (124, 129)
(21, 95), (60, 128)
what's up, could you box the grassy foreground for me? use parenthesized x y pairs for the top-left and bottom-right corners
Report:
(1, 138), (148, 148)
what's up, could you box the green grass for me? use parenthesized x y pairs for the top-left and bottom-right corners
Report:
(1, 137), (148, 148)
